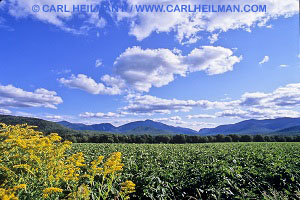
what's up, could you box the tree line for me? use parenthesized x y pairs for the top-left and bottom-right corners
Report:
(62, 133), (300, 144)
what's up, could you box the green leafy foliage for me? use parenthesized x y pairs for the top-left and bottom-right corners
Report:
(70, 143), (300, 199)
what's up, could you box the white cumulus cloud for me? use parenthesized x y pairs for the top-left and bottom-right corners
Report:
(60, 46), (241, 94)
(4, 0), (105, 34)
(2, 0), (297, 42)
(106, 46), (241, 92)
(59, 74), (122, 95)
(240, 83), (300, 108)
(117, 0), (298, 44)
(0, 84), (63, 109)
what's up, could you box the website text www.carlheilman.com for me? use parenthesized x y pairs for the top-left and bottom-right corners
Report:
(31, 4), (267, 13)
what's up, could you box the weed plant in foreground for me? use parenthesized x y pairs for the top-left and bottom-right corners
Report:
(0, 124), (135, 200)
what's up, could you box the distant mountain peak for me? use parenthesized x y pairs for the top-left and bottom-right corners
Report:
(199, 117), (300, 135)
(145, 119), (154, 122)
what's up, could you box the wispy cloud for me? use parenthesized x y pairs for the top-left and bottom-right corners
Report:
(0, 108), (12, 115)
(121, 83), (300, 120)
(51, 69), (71, 75)
(95, 59), (103, 68)
(259, 56), (269, 65)
(79, 111), (122, 119)
(187, 114), (216, 119)
(44, 115), (64, 121)
(122, 94), (236, 115)
(279, 64), (289, 68)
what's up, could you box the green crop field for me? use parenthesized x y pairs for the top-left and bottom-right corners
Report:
(70, 143), (300, 200)
(1, 124), (300, 199)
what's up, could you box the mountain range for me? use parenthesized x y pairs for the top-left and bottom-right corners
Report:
(58, 119), (198, 135)
(199, 117), (300, 135)
(0, 114), (300, 136)
(58, 117), (300, 135)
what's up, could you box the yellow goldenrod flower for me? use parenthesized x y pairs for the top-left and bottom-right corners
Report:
(12, 184), (26, 191)
(0, 188), (18, 200)
(0, 124), (135, 200)
(103, 152), (124, 176)
(42, 187), (63, 198)
(121, 180), (136, 193)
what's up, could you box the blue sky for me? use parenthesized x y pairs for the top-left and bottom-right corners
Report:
(0, 0), (299, 130)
